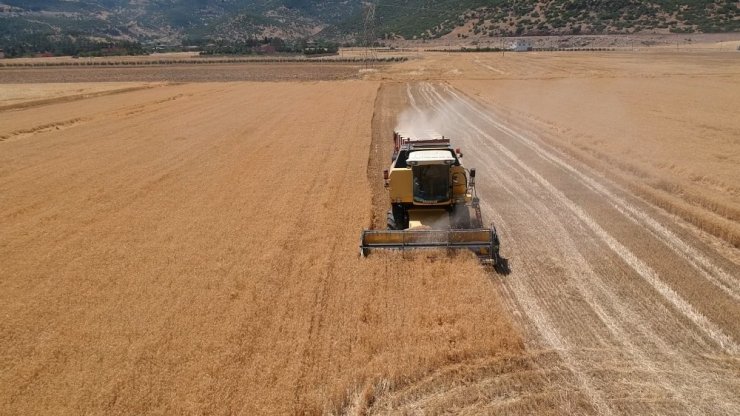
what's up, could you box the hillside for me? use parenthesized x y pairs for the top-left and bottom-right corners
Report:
(0, 0), (737, 51)
(359, 1), (738, 40)
(0, 1), (363, 47)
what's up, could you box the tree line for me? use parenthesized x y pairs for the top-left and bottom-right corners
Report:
(0, 34), (146, 58)
(189, 37), (339, 56)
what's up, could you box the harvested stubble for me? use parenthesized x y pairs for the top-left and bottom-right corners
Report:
(451, 69), (740, 249)
(0, 81), (521, 414)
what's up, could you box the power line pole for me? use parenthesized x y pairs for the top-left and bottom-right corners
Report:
(362, 2), (377, 67)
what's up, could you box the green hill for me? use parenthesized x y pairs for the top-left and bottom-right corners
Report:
(0, 0), (736, 53)
(360, 1), (738, 40)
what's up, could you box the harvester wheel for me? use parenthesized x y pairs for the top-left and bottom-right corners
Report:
(391, 204), (409, 229)
(387, 210), (398, 230)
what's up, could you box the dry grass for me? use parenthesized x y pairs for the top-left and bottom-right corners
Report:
(0, 81), (521, 414)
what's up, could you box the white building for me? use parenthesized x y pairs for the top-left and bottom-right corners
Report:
(510, 39), (531, 52)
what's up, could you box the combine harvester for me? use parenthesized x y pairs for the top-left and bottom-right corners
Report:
(361, 130), (503, 269)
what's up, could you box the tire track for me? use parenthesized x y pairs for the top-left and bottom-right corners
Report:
(0, 118), (91, 142)
(424, 83), (736, 354)
(419, 84), (711, 413)
(403, 81), (740, 414)
(442, 85), (740, 301)
(414, 83), (615, 415)
(419, 82), (715, 349)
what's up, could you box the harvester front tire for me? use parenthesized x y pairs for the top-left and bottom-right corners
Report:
(387, 210), (398, 230)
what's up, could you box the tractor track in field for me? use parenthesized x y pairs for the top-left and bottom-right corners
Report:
(364, 82), (740, 415)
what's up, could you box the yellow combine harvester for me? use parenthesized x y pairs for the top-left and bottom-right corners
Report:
(361, 130), (502, 267)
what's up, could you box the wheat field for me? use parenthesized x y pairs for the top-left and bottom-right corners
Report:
(2, 47), (739, 415)
(0, 81), (521, 414)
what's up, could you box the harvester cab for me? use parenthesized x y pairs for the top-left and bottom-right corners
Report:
(361, 130), (502, 267)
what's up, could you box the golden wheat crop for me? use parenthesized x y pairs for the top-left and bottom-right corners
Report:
(0, 81), (521, 415)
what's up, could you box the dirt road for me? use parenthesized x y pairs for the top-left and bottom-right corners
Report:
(366, 82), (740, 414)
